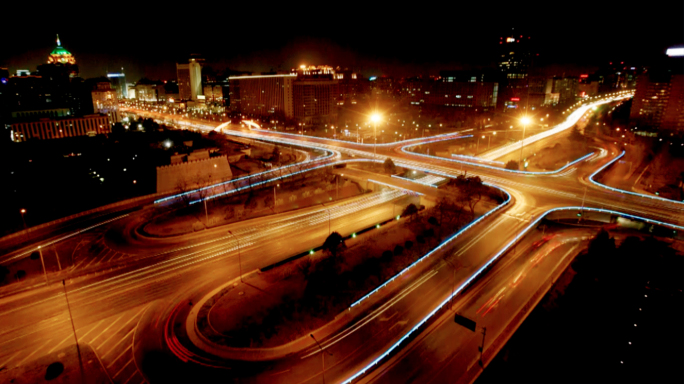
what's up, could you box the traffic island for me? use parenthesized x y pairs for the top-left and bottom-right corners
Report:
(188, 196), (499, 358)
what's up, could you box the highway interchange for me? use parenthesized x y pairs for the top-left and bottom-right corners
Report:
(1, 91), (683, 384)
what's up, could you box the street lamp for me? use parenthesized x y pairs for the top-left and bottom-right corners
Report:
(20, 209), (27, 230)
(273, 183), (279, 212)
(371, 113), (381, 155)
(227, 230), (243, 283)
(518, 116), (531, 169)
(310, 334), (333, 384)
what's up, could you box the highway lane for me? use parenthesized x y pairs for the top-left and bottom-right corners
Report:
(3, 96), (681, 384)
(0, 190), (415, 381)
(361, 228), (595, 384)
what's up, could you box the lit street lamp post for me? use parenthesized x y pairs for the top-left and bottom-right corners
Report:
(38, 246), (48, 286)
(20, 208), (27, 230)
(227, 230), (243, 283)
(518, 116), (531, 169)
(371, 113), (381, 155)
(310, 334), (333, 384)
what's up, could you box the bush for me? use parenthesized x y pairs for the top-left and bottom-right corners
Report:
(423, 228), (435, 238)
(405, 240), (414, 250)
(15, 270), (26, 280)
(428, 216), (439, 226)
(505, 160), (519, 170)
(381, 250), (393, 261)
(394, 245), (404, 256)
(30, 252), (40, 260)
(417, 235), (425, 244)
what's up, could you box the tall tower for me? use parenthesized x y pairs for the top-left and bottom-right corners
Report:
(497, 29), (532, 111)
(48, 34), (76, 65)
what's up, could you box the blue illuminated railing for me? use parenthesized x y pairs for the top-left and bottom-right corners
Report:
(588, 150), (684, 206)
(244, 122), (474, 147)
(401, 141), (595, 176)
(341, 205), (682, 384)
(348, 183), (512, 310)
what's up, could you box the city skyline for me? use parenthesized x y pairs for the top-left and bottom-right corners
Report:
(1, 3), (682, 81)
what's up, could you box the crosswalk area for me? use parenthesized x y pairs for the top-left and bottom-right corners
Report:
(0, 304), (149, 384)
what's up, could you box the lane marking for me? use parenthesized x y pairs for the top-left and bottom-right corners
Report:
(14, 338), (52, 367)
(88, 314), (124, 345)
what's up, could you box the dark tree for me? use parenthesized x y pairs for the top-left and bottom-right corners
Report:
(383, 158), (396, 175)
(505, 160), (519, 170)
(401, 203), (419, 220)
(322, 231), (346, 257)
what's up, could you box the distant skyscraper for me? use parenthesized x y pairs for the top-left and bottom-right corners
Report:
(188, 57), (203, 101)
(497, 30), (532, 111)
(107, 72), (128, 99)
(177, 64), (191, 100)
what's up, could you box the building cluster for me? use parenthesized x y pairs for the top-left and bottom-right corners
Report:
(227, 65), (364, 124)
(2, 32), (681, 144)
(0, 35), (117, 142)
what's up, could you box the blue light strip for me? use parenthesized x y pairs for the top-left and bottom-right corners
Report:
(401, 143), (595, 176)
(188, 159), (409, 205)
(366, 179), (426, 195)
(154, 136), (337, 204)
(452, 153), (504, 165)
(588, 150), (684, 205)
(348, 183), (511, 309)
(390, 174), (439, 188)
(341, 205), (682, 384)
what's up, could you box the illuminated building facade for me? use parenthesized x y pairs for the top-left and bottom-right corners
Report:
(552, 76), (579, 105)
(107, 73), (128, 99)
(630, 69), (684, 133)
(48, 35), (76, 65)
(91, 81), (119, 124)
(189, 58), (203, 101)
(228, 74), (295, 118)
(407, 78), (498, 109)
(11, 114), (111, 142)
(291, 66), (338, 123)
(334, 67), (368, 104)
(497, 31), (532, 111)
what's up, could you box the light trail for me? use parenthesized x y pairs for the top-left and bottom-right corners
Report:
(401, 143), (596, 176)
(588, 150), (684, 206)
(479, 92), (633, 161)
(341, 205), (682, 384)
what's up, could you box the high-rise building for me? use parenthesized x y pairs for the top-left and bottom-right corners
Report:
(228, 74), (296, 118)
(497, 31), (533, 111)
(189, 57), (203, 100)
(177, 63), (191, 100)
(629, 54), (684, 133)
(552, 76), (579, 105)
(527, 76), (557, 107)
(107, 72), (128, 99)
(292, 66), (338, 124)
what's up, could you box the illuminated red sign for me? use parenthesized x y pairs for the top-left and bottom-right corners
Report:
(511, 97), (520, 101)
(580, 74), (588, 78)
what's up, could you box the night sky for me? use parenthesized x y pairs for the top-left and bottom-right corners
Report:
(1, 2), (682, 82)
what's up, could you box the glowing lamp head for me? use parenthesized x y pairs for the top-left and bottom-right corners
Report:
(520, 116), (531, 125)
(370, 113), (381, 123)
